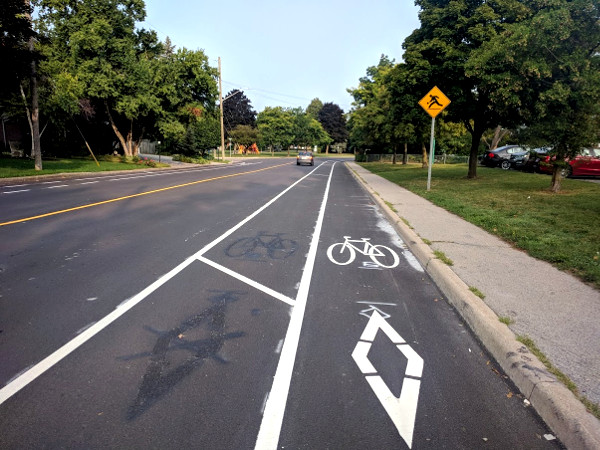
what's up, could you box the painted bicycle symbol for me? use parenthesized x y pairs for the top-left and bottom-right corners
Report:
(327, 236), (400, 268)
(225, 231), (298, 260)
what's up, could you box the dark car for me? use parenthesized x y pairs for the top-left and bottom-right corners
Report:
(480, 145), (528, 169)
(509, 150), (531, 170)
(521, 147), (551, 172)
(296, 151), (314, 166)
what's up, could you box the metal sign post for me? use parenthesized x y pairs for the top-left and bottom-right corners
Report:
(418, 86), (451, 191)
(427, 118), (435, 191)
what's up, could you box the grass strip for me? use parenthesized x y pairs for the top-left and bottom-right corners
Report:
(517, 335), (600, 420)
(359, 162), (600, 289)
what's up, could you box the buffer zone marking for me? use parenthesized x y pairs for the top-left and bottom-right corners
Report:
(0, 161), (331, 407)
(0, 162), (289, 227)
(195, 162), (329, 307)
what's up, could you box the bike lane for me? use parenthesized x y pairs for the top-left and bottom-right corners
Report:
(277, 163), (560, 449)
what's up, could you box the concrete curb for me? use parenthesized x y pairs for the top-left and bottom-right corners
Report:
(346, 162), (600, 449)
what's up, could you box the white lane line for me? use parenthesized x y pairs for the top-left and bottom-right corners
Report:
(0, 255), (197, 406)
(254, 162), (336, 450)
(0, 162), (327, 406)
(79, 181), (99, 185)
(2, 189), (31, 194)
(46, 185), (69, 189)
(196, 162), (326, 258)
(197, 256), (295, 306)
(41, 181), (61, 184)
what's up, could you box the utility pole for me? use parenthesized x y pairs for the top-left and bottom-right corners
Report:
(218, 57), (225, 161)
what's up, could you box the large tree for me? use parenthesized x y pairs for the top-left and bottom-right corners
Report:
(291, 108), (330, 150)
(256, 106), (295, 151)
(467, 0), (600, 191)
(317, 102), (348, 152)
(0, 0), (35, 105)
(222, 89), (256, 135)
(347, 56), (396, 155)
(306, 98), (323, 119)
(38, 0), (161, 156)
(402, 0), (530, 178)
(38, 0), (218, 157)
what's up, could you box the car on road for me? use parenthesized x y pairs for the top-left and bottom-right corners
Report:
(539, 146), (600, 177)
(480, 145), (528, 169)
(297, 151), (314, 166)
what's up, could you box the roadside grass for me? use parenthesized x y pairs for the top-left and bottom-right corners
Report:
(498, 316), (514, 325)
(0, 156), (169, 178)
(359, 162), (600, 289)
(434, 250), (454, 266)
(469, 286), (486, 299)
(517, 335), (600, 420)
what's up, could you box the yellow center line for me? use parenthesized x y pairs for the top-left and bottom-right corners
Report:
(0, 162), (290, 227)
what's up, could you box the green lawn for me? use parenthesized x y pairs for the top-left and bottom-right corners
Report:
(0, 156), (168, 178)
(360, 162), (600, 289)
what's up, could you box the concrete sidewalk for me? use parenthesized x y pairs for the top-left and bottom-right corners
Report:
(347, 161), (600, 449)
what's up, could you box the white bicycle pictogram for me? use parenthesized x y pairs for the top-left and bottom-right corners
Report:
(327, 236), (400, 268)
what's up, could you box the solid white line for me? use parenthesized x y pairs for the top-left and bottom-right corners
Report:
(197, 256), (295, 306)
(2, 189), (31, 194)
(196, 162), (326, 258)
(254, 162), (336, 450)
(0, 256), (197, 406)
(356, 301), (397, 305)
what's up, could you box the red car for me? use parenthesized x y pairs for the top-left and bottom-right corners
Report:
(539, 147), (600, 177)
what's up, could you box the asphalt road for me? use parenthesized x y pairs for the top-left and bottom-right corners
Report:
(0, 159), (562, 448)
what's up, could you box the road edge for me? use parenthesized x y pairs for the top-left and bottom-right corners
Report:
(346, 161), (600, 450)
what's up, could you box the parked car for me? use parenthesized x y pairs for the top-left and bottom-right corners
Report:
(539, 147), (600, 177)
(509, 150), (531, 170)
(480, 145), (528, 169)
(521, 147), (551, 173)
(296, 151), (314, 166)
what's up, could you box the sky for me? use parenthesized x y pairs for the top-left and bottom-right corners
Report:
(141, 1), (421, 114)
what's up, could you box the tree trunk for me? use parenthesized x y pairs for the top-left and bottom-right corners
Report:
(24, 3), (41, 170)
(392, 145), (397, 164)
(106, 103), (130, 156)
(403, 142), (408, 165)
(421, 142), (428, 168)
(550, 166), (562, 193)
(489, 126), (510, 150)
(30, 53), (41, 170)
(19, 83), (34, 153)
(467, 123), (485, 179)
(325, 143), (329, 155)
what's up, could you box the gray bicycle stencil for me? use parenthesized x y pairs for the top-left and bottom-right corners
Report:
(225, 232), (298, 261)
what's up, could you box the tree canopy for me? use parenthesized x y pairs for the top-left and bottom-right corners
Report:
(347, 0), (600, 189)
(317, 102), (348, 145)
(223, 89), (257, 135)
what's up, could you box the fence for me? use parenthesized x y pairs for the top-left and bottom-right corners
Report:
(361, 153), (470, 164)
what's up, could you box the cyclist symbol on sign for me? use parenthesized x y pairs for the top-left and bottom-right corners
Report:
(327, 236), (399, 269)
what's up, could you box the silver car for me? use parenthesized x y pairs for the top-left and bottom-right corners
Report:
(296, 151), (314, 166)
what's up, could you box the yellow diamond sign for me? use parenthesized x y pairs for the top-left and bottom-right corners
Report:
(418, 86), (451, 118)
